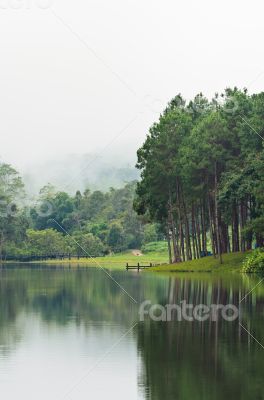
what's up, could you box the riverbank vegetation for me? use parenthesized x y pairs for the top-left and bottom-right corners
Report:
(1, 88), (263, 268)
(135, 88), (264, 264)
(149, 251), (249, 273)
(0, 168), (163, 260)
(242, 248), (264, 273)
(29, 250), (249, 272)
(26, 249), (168, 269)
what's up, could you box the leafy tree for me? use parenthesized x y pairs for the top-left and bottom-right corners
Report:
(71, 232), (106, 257)
(143, 224), (159, 244)
(135, 89), (264, 264)
(107, 222), (125, 252)
(0, 163), (25, 258)
(26, 229), (67, 255)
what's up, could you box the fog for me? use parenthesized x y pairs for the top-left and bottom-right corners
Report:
(22, 153), (139, 194)
(1, 0), (264, 192)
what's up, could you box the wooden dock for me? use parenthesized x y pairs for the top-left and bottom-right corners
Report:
(126, 262), (154, 270)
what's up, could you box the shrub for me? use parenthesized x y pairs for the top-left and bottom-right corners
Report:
(141, 241), (167, 253)
(2, 242), (31, 258)
(72, 233), (106, 257)
(26, 229), (67, 255)
(242, 248), (264, 273)
(143, 224), (159, 244)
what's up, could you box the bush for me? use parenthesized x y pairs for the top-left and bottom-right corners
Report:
(242, 248), (264, 273)
(72, 233), (106, 257)
(26, 229), (67, 255)
(141, 241), (167, 253)
(143, 224), (159, 244)
(2, 242), (31, 258)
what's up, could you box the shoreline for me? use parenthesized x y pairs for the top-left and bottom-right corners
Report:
(147, 251), (250, 273)
(0, 251), (250, 273)
(0, 251), (168, 270)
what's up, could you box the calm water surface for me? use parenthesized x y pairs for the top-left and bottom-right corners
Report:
(0, 265), (263, 399)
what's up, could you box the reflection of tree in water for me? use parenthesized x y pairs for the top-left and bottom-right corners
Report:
(0, 266), (167, 356)
(29, 268), (165, 325)
(1, 266), (264, 397)
(0, 270), (28, 357)
(0, 268), (137, 325)
(137, 276), (264, 400)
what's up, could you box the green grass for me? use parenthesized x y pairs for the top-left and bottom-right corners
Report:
(27, 250), (169, 270)
(148, 251), (251, 273)
(141, 241), (168, 253)
(14, 250), (250, 273)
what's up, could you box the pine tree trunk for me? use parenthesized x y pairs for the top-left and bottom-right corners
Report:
(246, 195), (253, 250)
(208, 194), (216, 257)
(167, 223), (172, 264)
(195, 208), (202, 257)
(180, 223), (185, 261)
(200, 200), (207, 254)
(176, 180), (185, 261)
(180, 185), (192, 260)
(232, 201), (240, 252)
(240, 201), (246, 252)
(168, 191), (181, 262)
(192, 204), (199, 259)
(214, 161), (222, 264)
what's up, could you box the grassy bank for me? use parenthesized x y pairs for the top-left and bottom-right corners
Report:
(7, 250), (250, 272)
(148, 251), (250, 273)
(23, 250), (169, 270)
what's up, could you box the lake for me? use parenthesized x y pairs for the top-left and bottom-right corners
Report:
(0, 265), (263, 399)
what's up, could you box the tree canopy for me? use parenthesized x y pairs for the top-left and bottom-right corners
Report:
(135, 88), (264, 263)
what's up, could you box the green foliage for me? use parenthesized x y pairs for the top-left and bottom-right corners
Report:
(135, 88), (264, 263)
(242, 248), (264, 273)
(27, 181), (144, 255)
(107, 222), (125, 252)
(0, 163), (25, 257)
(0, 179), (146, 257)
(142, 241), (168, 253)
(151, 251), (249, 272)
(31, 191), (74, 231)
(71, 232), (105, 256)
(143, 224), (159, 244)
(2, 88), (264, 261)
(26, 229), (67, 255)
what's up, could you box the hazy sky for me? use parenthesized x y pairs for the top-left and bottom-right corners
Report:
(1, 0), (264, 171)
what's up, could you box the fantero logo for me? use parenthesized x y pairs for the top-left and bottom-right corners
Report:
(139, 300), (239, 322)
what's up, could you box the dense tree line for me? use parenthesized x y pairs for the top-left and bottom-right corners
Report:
(134, 88), (264, 263)
(1, 88), (263, 262)
(0, 171), (161, 258)
(30, 181), (145, 254)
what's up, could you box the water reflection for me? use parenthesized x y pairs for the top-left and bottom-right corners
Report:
(137, 274), (264, 400)
(0, 266), (263, 399)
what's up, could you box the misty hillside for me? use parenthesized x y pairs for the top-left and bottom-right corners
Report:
(22, 154), (139, 194)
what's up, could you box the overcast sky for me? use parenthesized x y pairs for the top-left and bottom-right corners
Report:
(1, 0), (264, 171)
